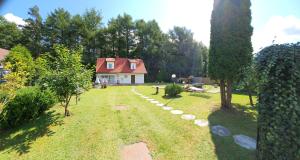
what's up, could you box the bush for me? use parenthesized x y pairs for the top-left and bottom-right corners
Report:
(0, 86), (56, 129)
(0, 90), (9, 112)
(0, 90), (9, 103)
(165, 84), (183, 97)
(256, 43), (300, 160)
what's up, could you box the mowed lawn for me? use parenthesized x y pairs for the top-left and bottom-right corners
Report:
(0, 85), (257, 160)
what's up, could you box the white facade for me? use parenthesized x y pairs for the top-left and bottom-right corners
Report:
(135, 74), (144, 84)
(96, 73), (145, 84)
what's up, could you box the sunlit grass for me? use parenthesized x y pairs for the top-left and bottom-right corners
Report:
(0, 85), (257, 160)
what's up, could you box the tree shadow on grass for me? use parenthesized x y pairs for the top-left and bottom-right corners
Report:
(232, 103), (258, 120)
(208, 106), (257, 160)
(0, 110), (64, 155)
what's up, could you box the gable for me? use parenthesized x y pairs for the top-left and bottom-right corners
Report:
(96, 58), (147, 74)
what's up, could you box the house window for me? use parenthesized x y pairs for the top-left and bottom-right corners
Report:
(130, 63), (136, 70)
(107, 62), (114, 69)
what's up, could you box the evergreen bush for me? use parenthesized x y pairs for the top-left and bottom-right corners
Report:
(165, 84), (183, 97)
(256, 43), (300, 159)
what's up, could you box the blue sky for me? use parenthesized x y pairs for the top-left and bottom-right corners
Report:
(1, 0), (300, 52)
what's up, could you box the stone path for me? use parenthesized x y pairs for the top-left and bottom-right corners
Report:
(121, 142), (152, 160)
(233, 135), (257, 150)
(163, 106), (173, 110)
(181, 114), (196, 120)
(194, 119), (209, 127)
(156, 103), (164, 107)
(171, 110), (184, 115)
(150, 100), (159, 104)
(211, 125), (231, 137)
(131, 88), (256, 151)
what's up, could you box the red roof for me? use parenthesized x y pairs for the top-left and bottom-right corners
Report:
(96, 58), (147, 74)
(0, 48), (9, 61)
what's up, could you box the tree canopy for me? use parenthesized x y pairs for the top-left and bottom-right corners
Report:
(40, 45), (92, 116)
(0, 6), (208, 82)
(0, 16), (22, 49)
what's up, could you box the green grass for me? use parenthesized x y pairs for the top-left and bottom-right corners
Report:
(0, 85), (257, 160)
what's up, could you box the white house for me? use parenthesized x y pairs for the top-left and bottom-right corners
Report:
(95, 57), (147, 84)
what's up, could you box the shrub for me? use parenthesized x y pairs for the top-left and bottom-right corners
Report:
(0, 86), (56, 129)
(0, 90), (9, 112)
(165, 84), (183, 97)
(256, 43), (300, 160)
(0, 90), (9, 103)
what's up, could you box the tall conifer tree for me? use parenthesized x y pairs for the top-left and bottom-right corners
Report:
(209, 0), (253, 109)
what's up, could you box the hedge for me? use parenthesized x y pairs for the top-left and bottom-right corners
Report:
(0, 86), (57, 129)
(256, 43), (300, 159)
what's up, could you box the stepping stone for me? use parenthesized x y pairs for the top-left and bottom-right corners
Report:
(121, 142), (152, 160)
(147, 99), (155, 101)
(181, 114), (196, 120)
(150, 101), (159, 104)
(211, 125), (231, 137)
(171, 110), (183, 115)
(194, 119), (209, 127)
(163, 106), (173, 110)
(233, 135), (257, 150)
(113, 105), (128, 111)
(156, 103), (164, 107)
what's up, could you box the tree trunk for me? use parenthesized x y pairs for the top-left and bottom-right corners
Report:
(64, 96), (72, 116)
(126, 31), (129, 56)
(76, 93), (78, 105)
(225, 80), (233, 109)
(248, 91), (254, 107)
(64, 106), (69, 116)
(220, 80), (227, 109)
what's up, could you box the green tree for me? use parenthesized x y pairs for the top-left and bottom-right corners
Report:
(209, 0), (253, 109)
(4, 45), (34, 83)
(1, 45), (34, 96)
(201, 46), (209, 77)
(42, 45), (92, 116)
(22, 5), (43, 58)
(106, 13), (135, 57)
(81, 9), (102, 65)
(238, 64), (257, 106)
(31, 54), (50, 84)
(166, 26), (205, 78)
(0, 16), (22, 49)
(134, 20), (168, 81)
(44, 8), (72, 51)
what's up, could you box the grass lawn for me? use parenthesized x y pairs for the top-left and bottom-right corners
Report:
(0, 85), (257, 160)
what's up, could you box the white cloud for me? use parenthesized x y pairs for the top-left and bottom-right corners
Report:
(252, 15), (300, 53)
(3, 13), (26, 26)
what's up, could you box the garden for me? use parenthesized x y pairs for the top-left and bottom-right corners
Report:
(0, 0), (299, 159)
(0, 85), (258, 160)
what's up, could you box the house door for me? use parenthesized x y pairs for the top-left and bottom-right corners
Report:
(131, 75), (135, 84)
